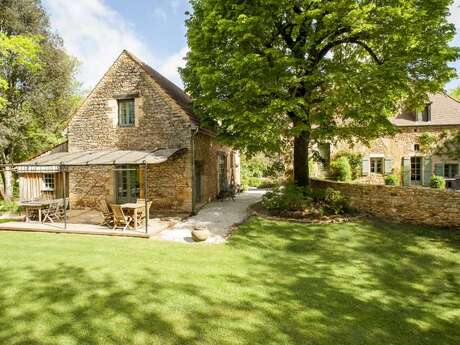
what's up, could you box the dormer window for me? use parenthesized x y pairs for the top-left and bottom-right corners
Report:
(118, 99), (135, 126)
(416, 104), (431, 122)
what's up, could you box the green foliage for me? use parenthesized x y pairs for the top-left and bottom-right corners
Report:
(329, 157), (352, 182)
(261, 184), (347, 214)
(0, 0), (80, 169)
(334, 152), (362, 179)
(0, 200), (19, 213)
(261, 184), (312, 211)
(430, 175), (446, 189)
(311, 187), (348, 215)
(449, 86), (460, 101)
(182, 0), (458, 186)
(419, 133), (438, 154)
(384, 174), (400, 186)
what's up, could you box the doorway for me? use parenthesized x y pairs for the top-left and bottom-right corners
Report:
(410, 157), (422, 185)
(115, 165), (140, 203)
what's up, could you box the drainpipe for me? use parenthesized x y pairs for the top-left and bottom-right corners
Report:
(191, 124), (199, 215)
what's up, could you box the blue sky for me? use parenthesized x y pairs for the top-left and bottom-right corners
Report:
(43, 0), (460, 91)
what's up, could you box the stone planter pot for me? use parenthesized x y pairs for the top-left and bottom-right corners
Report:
(192, 224), (209, 242)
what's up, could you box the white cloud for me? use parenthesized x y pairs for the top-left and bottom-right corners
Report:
(158, 47), (188, 86)
(44, 0), (155, 88)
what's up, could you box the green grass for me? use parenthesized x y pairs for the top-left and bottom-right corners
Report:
(0, 218), (459, 345)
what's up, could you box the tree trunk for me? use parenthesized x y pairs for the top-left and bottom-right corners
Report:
(3, 167), (13, 201)
(293, 130), (309, 187)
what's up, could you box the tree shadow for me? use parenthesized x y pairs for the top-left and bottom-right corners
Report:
(0, 218), (458, 344)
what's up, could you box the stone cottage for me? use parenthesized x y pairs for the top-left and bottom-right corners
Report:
(325, 93), (460, 188)
(16, 50), (240, 215)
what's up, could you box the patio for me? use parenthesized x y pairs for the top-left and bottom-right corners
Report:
(0, 208), (178, 238)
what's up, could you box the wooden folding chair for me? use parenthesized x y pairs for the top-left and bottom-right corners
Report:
(110, 204), (132, 231)
(98, 199), (113, 227)
(42, 201), (63, 223)
(137, 201), (152, 226)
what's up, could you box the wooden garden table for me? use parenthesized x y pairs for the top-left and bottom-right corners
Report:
(120, 203), (145, 230)
(20, 199), (56, 222)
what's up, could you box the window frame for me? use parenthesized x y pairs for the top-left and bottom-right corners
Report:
(43, 173), (55, 191)
(422, 104), (431, 122)
(370, 157), (383, 174)
(117, 98), (135, 127)
(444, 163), (458, 178)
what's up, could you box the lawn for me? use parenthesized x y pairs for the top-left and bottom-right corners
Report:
(0, 218), (459, 345)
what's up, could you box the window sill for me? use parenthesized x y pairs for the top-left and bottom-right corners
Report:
(41, 188), (54, 192)
(118, 124), (135, 128)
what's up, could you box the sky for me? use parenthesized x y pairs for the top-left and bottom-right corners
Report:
(43, 0), (460, 91)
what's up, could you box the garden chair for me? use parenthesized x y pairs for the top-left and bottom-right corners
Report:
(42, 201), (63, 223)
(110, 204), (132, 231)
(98, 199), (113, 227)
(137, 201), (152, 226)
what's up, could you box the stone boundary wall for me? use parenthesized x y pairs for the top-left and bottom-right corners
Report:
(310, 178), (460, 227)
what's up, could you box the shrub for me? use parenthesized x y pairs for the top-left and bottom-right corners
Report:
(430, 176), (446, 189)
(384, 174), (399, 186)
(329, 157), (352, 181)
(311, 187), (347, 214)
(0, 200), (20, 214)
(261, 184), (312, 212)
(334, 152), (362, 179)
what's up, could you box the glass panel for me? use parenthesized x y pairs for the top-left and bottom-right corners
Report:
(370, 158), (383, 174)
(118, 99), (135, 126)
(411, 157), (421, 182)
(444, 164), (458, 178)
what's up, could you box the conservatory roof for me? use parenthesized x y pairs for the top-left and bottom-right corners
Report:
(14, 148), (185, 172)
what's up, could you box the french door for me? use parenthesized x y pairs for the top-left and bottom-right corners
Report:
(115, 165), (140, 203)
(410, 157), (422, 185)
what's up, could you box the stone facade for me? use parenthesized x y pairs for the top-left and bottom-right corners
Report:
(61, 50), (239, 215)
(311, 178), (460, 227)
(331, 125), (460, 186)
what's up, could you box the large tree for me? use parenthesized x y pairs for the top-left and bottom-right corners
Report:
(181, 0), (458, 186)
(0, 0), (80, 199)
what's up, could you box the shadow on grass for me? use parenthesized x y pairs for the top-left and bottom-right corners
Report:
(0, 218), (458, 344)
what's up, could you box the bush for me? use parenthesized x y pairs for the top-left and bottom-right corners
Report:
(0, 200), (20, 214)
(329, 157), (352, 181)
(311, 187), (348, 214)
(261, 185), (312, 212)
(430, 175), (446, 189)
(334, 152), (362, 179)
(384, 174), (399, 186)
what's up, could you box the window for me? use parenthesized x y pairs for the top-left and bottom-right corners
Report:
(414, 144), (420, 152)
(118, 99), (135, 126)
(43, 174), (55, 191)
(370, 158), (383, 174)
(444, 164), (458, 178)
(115, 165), (139, 203)
(422, 104), (431, 122)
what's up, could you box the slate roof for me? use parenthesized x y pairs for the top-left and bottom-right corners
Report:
(391, 93), (460, 126)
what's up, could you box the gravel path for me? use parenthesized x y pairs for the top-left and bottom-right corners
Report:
(153, 189), (265, 244)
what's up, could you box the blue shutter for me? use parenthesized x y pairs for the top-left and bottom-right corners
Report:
(362, 157), (370, 176)
(435, 163), (444, 177)
(402, 157), (410, 186)
(423, 156), (432, 186)
(384, 157), (393, 175)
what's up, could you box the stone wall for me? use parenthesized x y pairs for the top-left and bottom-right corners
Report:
(311, 178), (460, 227)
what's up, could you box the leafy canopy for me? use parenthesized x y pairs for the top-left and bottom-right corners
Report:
(182, 0), (458, 156)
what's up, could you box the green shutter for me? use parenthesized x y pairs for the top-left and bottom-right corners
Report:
(435, 163), (444, 177)
(362, 157), (370, 176)
(384, 157), (393, 175)
(423, 156), (432, 186)
(402, 157), (410, 186)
